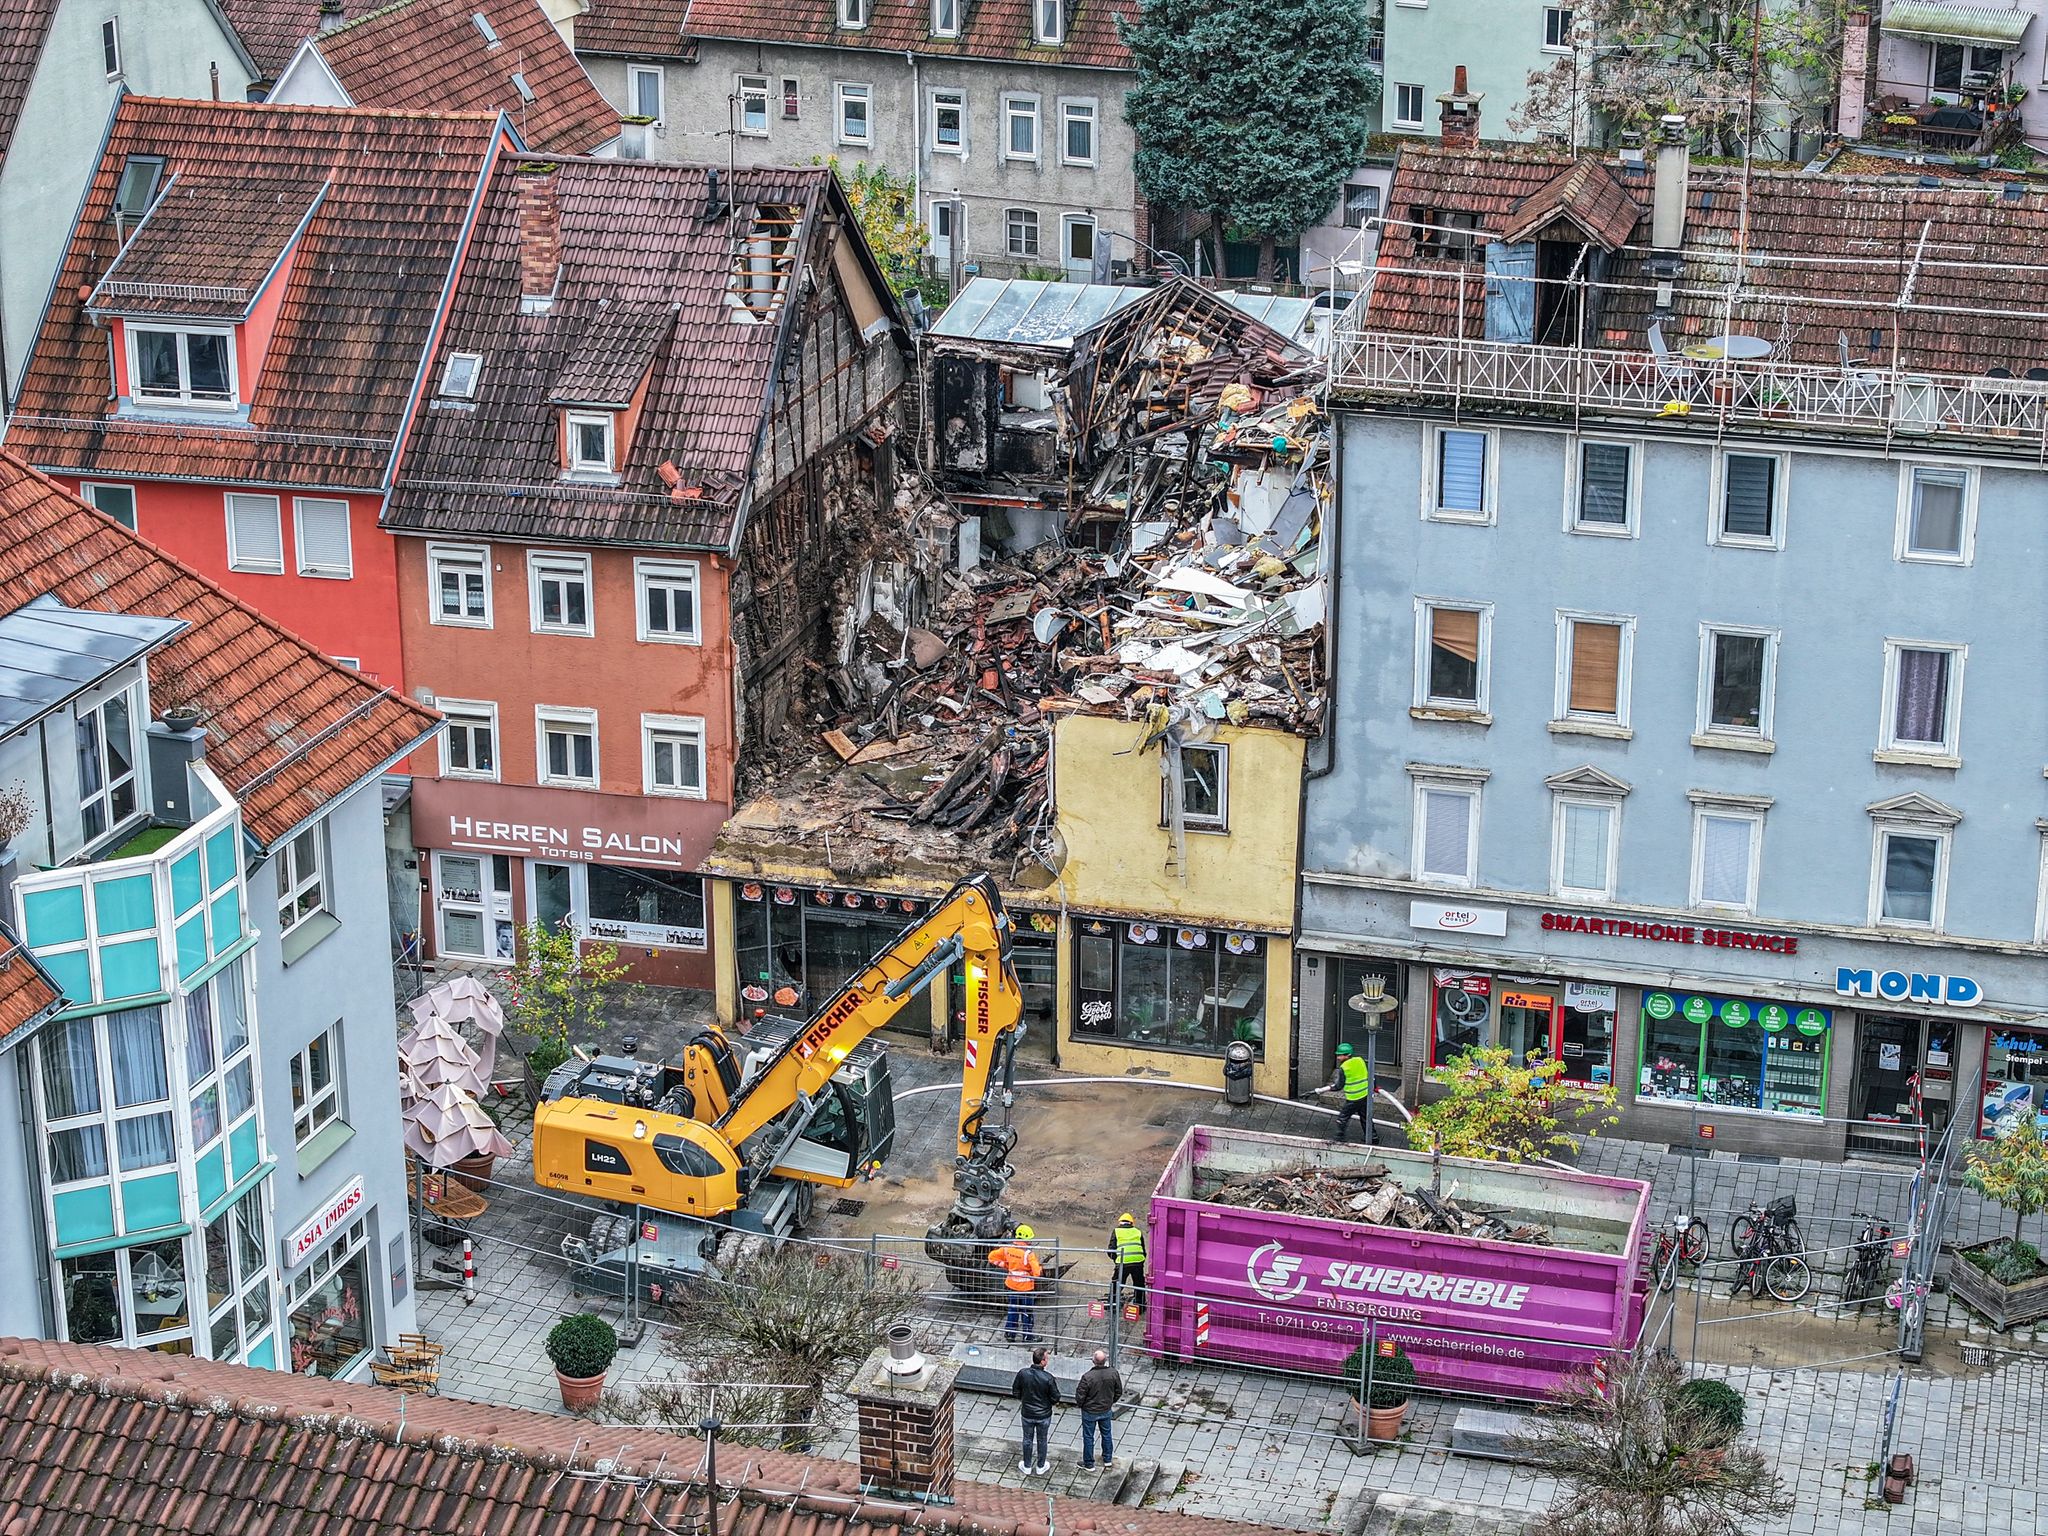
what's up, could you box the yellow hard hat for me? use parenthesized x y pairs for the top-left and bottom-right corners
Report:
(1014, 1224), (1035, 1240)
(1118, 1213), (1136, 1225)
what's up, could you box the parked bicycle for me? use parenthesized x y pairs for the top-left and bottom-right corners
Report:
(1728, 1196), (1811, 1302)
(1652, 1212), (1711, 1293)
(1844, 1210), (1895, 1310)
(1729, 1194), (1802, 1258)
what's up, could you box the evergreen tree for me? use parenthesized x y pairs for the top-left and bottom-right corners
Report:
(1122, 0), (1378, 280)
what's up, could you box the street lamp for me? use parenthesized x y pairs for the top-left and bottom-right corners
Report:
(1346, 976), (1399, 1147)
(1094, 227), (1191, 281)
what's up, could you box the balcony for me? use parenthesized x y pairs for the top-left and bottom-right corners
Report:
(1329, 331), (2048, 457)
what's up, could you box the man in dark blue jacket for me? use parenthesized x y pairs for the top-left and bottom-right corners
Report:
(1012, 1346), (1058, 1475)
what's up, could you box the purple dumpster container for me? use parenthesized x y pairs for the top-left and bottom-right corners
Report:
(1143, 1126), (1650, 1400)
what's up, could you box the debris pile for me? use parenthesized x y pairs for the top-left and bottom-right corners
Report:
(1206, 1163), (1554, 1245)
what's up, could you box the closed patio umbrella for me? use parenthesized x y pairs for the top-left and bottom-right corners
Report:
(402, 1081), (513, 1166)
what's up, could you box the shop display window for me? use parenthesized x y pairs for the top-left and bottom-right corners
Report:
(1430, 970), (1490, 1065)
(1558, 982), (1615, 1085)
(585, 865), (705, 947)
(1981, 1028), (2048, 1138)
(1636, 991), (1828, 1118)
(731, 884), (937, 1022)
(286, 1217), (371, 1377)
(1071, 919), (1266, 1058)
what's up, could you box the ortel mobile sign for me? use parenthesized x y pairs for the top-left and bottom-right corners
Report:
(1835, 968), (1980, 1007)
(1243, 1239), (1536, 1319)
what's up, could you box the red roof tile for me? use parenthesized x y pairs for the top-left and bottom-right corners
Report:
(0, 1336), (1294, 1536)
(0, 933), (63, 1046)
(314, 0), (620, 154)
(0, 453), (439, 848)
(593, 0), (1138, 70)
(0, 0), (58, 164)
(219, 0), (378, 76)
(4, 99), (506, 491)
(89, 174), (328, 317)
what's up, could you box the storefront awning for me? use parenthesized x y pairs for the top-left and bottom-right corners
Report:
(1880, 1), (2033, 47)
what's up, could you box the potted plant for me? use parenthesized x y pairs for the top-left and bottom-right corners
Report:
(546, 1312), (619, 1410)
(1951, 1130), (2048, 1330)
(1339, 1343), (1418, 1441)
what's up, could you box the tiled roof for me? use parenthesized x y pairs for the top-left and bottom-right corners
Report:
(386, 159), (835, 549)
(0, 0), (58, 164)
(549, 300), (676, 405)
(0, 1336), (1294, 1536)
(664, 0), (1137, 69)
(4, 99), (505, 491)
(219, 0), (377, 76)
(0, 452), (440, 848)
(0, 930), (63, 1046)
(1370, 146), (2048, 373)
(89, 175), (328, 318)
(314, 0), (621, 154)
(1495, 159), (1638, 250)
(575, 0), (690, 56)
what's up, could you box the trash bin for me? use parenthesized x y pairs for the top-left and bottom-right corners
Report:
(1223, 1040), (1255, 1106)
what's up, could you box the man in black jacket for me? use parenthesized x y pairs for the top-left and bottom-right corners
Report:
(1012, 1346), (1058, 1475)
(1075, 1348), (1121, 1468)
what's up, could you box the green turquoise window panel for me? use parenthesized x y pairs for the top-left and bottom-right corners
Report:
(119, 1171), (182, 1232)
(194, 1143), (226, 1212)
(208, 888), (242, 955)
(229, 1115), (261, 1181)
(23, 885), (87, 947)
(51, 1185), (115, 1247)
(42, 951), (92, 1004)
(205, 826), (239, 892)
(97, 937), (160, 999)
(175, 915), (207, 982)
(246, 1332), (275, 1371)
(92, 875), (156, 936)
(171, 851), (204, 916)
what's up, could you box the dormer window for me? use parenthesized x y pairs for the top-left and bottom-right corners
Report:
(439, 352), (483, 398)
(932, 0), (960, 36)
(839, 0), (868, 28)
(129, 326), (235, 407)
(1034, 0), (1064, 45)
(566, 411), (614, 474)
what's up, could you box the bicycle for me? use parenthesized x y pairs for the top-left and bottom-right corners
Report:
(1843, 1210), (1895, 1310)
(1729, 1195), (1802, 1258)
(1652, 1212), (1711, 1293)
(1729, 1237), (1812, 1302)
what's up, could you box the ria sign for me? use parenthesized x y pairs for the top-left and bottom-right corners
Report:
(1835, 968), (1980, 1007)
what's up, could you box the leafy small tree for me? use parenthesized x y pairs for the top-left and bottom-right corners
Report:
(505, 920), (636, 1079)
(1122, 0), (1378, 279)
(1407, 1046), (1618, 1164)
(1515, 1355), (1791, 1536)
(1963, 1129), (2048, 1281)
(821, 156), (927, 300)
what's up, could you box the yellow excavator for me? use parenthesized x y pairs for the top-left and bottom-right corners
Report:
(533, 873), (1027, 1291)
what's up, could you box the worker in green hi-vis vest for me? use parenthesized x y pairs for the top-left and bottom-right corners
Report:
(1107, 1212), (1147, 1315)
(1323, 1042), (1372, 1143)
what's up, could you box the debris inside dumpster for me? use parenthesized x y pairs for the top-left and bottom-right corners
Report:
(1206, 1163), (1554, 1245)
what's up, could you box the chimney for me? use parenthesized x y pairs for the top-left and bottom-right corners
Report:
(1437, 66), (1483, 150)
(844, 1329), (962, 1501)
(1648, 114), (1689, 279)
(146, 717), (206, 829)
(318, 0), (346, 31)
(516, 162), (561, 313)
(617, 119), (650, 160)
(1838, 9), (1873, 142)
(703, 166), (728, 222)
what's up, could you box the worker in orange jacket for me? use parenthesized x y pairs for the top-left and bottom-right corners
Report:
(988, 1225), (1043, 1342)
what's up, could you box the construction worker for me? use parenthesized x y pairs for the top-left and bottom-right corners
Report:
(1323, 1042), (1372, 1144)
(1108, 1213), (1146, 1315)
(988, 1225), (1043, 1342)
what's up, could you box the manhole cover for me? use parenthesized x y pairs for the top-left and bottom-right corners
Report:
(829, 1198), (867, 1217)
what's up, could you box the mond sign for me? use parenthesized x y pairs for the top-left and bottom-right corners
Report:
(1835, 968), (1980, 1006)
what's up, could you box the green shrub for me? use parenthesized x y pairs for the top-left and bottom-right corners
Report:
(546, 1313), (619, 1379)
(1338, 1344), (1418, 1408)
(1966, 1238), (2046, 1285)
(1675, 1378), (1746, 1445)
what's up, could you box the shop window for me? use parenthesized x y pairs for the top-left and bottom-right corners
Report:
(429, 542), (491, 627)
(61, 1236), (191, 1349)
(1714, 451), (1784, 548)
(1556, 613), (1631, 726)
(1416, 600), (1488, 710)
(1551, 797), (1616, 899)
(1572, 440), (1634, 532)
(1982, 1028), (2048, 1137)
(537, 706), (598, 786)
(286, 1217), (372, 1377)
(1873, 827), (1947, 929)
(439, 699), (498, 780)
(435, 851), (509, 961)
(1428, 427), (1492, 521)
(77, 682), (141, 843)
(1698, 627), (1775, 740)
(1558, 981), (1614, 1085)
(1690, 806), (1761, 913)
(1069, 920), (1265, 1058)
(1638, 990), (1829, 1117)
(1413, 780), (1480, 887)
(1880, 642), (1962, 758)
(1429, 969), (1490, 1067)
(586, 865), (707, 947)
(528, 552), (593, 636)
(1897, 464), (1973, 563)
(1166, 743), (1227, 832)
(289, 1025), (340, 1146)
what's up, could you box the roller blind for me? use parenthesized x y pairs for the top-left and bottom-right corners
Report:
(1560, 802), (1611, 893)
(1721, 454), (1776, 538)
(1421, 788), (1473, 879)
(1578, 442), (1631, 525)
(295, 499), (351, 576)
(1437, 430), (1487, 513)
(1568, 621), (1622, 716)
(1698, 815), (1753, 905)
(226, 494), (282, 573)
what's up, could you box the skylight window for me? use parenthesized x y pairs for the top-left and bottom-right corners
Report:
(472, 11), (500, 46)
(439, 352), (483, 399)
(511, 71), (536, 103)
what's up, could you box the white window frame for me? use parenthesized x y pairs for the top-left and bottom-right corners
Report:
(1060, 99), (1097, 165)
(2035, 832), (2048, 946)
(1877, 639), (1965, 760)
(428, 541), (492, 628)
(292, 497), (353, 578)
(1424, 424), (1496, 523)
(1550, 794), (1618, 900)
(439, 351), (482, 399)
(781, 76), (800, 119)
(1006, 206), (1040, 258)
(536, 705), (599, 788)
(641, 713), (709, 799)
(1869, 824), (1950, 931)
(1689, 805), (1763, 914)
(932, 0), (960, 37)
(1893, 461), (1977, 565)
(565, 410), (615, 474)
(1003, 94), (1040, 162)
(1392, 82), (1425, 130)
(527, 551), (594, 637)
(1411, 776), (1483, 889)
(437, 698), (499, 781)
(1564, 435), (1640, 536)
(277, 822), (329, 939)
(628, 64), (665, 125)
(1165, 741), (1229, 833)
(102, 16), (121, 77)
(634, 557), (701, 644)
(1695, 624), (1778, 743)
(76, 682), (142, 845)
(835, 82), (872, 145)
(81, 481), (137, 530)
(1552, 610), (1635, 729)
(288, 1026), (340, 1146)
(930, 87), (966, 154)
(1710, 448), (1788, 550)
(225, 493), (284, 575)
(126, 324), (237, 409)
(1411, 598), (1492, 714)
(737, 74), (770, 136)
(1033, 0), (1064, 45)
(839, 0), (868, 27)
(1542, 5), (1573, 52)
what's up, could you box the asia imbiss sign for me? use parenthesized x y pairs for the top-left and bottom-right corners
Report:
(284, 1174), (364, 1268)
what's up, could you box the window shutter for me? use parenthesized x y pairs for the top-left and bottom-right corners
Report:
(1722, 455), (1775, 537)
(1482, 241), (1537, 343)
(1421, 789), (1471, 878)
(1578, 443), (1630, 524)
(227, 495), (282, 571)
(1438, 431), (1486, 512)
(1699, 816), (1750, 904)
(1568, 622), (1622, 716)
(1561, 802), (1609, 891)
(297, 500), (351, 574)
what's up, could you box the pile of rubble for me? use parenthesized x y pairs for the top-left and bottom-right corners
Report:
(1206, 1163), (1554, 1245)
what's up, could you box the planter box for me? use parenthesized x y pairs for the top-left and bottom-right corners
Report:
(1948, 1241), (2048, 1331)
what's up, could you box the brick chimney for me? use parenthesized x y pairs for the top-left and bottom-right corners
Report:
(844, 1329), (961, 1501)
(1838, 9), (1873, 142)
(1437, 66), (1483, 149)
(516, 162), (561, 313)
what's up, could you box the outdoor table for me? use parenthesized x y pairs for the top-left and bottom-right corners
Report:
(1682, 335), (1773, 362)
